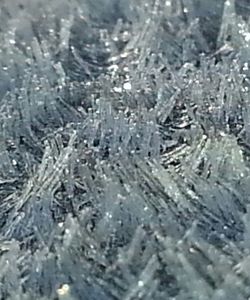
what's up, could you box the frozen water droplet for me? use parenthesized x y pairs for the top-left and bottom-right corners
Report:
(113, 87), (122, 93)
(244, 32), (250, 42)
(138, 281), (144, 287)
(243, 62), (249, 71)
(106, 212), (113, 219)
(120, 52), (129, 58)
(57, 284), (70, 296)
(108, 64), (119, 72)
(123, 82), (132, 90)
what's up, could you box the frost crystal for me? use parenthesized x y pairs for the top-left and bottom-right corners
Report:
(1, 0), (250, 299)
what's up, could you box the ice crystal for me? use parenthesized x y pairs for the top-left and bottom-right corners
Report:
(1, 0), (250, 299)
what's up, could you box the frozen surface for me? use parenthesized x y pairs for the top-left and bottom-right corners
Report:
(1, 0), (250, 299)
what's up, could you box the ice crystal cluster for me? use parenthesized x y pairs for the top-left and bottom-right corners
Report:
(1, 0), (250, 299)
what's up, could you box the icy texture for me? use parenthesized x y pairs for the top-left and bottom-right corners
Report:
(1, 0), (250, 299)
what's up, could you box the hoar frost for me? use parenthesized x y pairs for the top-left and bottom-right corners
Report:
(0, 0), (250, 299)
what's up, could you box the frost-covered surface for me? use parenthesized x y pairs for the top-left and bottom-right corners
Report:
(1, 0), (250, 299)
